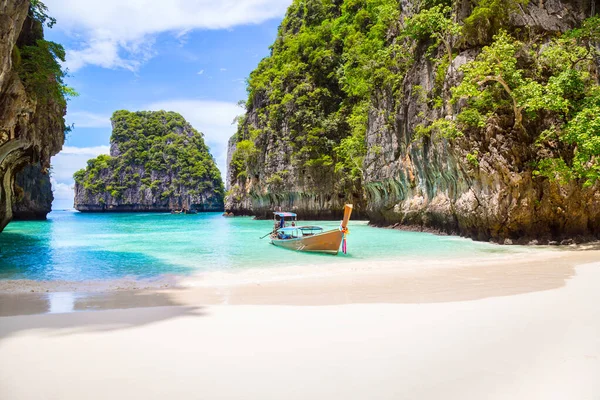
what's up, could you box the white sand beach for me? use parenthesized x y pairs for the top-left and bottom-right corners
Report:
(1, 248), (599, 400)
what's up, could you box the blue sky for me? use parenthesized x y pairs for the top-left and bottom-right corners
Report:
(46, 0), (292, 209)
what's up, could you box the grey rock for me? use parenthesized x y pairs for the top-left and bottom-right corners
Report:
(363, 0), (599, 243)
(12, 163), (53, 220)
(225, 135), (236, 191)
(511, 0), (586, 33)
(0, 4), (65, 231)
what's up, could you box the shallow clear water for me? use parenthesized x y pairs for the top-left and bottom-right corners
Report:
(0, 211), (536, 281)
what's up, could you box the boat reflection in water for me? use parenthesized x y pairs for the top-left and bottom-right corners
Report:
(269, 204), (353, 254)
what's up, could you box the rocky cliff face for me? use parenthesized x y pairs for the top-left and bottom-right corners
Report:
(364, 0), (600, 244)
(74, 110), (224, 212)
(226, 94), (366, 219)
(227, 0), (600, 243)
(225, 135), (236, 192)
(225, 101), (365, 219)
(12, 163), (53, 220)
(0, 1), (66, 230)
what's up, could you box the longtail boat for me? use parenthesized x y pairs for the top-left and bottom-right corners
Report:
(269, 204), (353, 254)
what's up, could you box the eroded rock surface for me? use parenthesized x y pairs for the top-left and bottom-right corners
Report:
(0, 1), (65, 231)
(363, 1), (599, 243)
(226, 0), (599, 243)
(12, 163), (53, 220)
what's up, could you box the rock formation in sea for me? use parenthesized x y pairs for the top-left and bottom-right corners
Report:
(74, 110), (224, 212)
(226, 0), (600, 243)
(0, 1), (67, 231)
(12, 163), (53, 220)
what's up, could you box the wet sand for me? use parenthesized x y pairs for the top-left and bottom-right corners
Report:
(0, 247), (599, 399)
(0, 245), (599, 314)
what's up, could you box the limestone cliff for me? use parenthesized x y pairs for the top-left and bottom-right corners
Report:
(12, 163), (53, 220)
(0, 1), (66, 230)
(226, 90), (366, 219)
(227, 0), (600, 243)
(74, 110), (224, 212)
(363, 0), (600, 244)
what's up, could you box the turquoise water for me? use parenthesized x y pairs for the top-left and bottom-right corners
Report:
(0, 211), (533, 281)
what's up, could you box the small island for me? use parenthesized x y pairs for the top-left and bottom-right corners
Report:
(74, 110), (224, 212)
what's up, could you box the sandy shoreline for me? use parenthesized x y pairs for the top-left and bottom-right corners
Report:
(0, 245), (599, 316)
(1, 255), (599, 399)
(1, 247), (599, 399)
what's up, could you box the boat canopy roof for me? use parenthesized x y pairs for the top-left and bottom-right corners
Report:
(274, 212), (297, 218)
(278, 227), (299, 233)
(278, 226), (322, 232)
(298, 226), (323, 230)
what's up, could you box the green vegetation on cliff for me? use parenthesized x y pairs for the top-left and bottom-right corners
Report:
(74, 111), (223, 203)
(231, 0), (600, 199)
(233, 0), (405, 192)
(440, 17), (600, 186)
(0, 1), (70, 230)
(14, 1), (76, 120)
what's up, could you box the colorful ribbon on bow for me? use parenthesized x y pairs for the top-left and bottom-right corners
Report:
(340, 225), (349, 254)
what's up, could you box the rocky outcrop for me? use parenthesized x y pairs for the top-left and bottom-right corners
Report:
(226, 0), (600, 243)
(74, 110), (224, 212)
(363, 0), (600, 244)
(225, 43), (365, 220)
(12, 163), (53, 220)
(225, 111), (363, 220)
(0, 1), (66, 231)
(225, 135), (236, 192)
(74, 166), (224, 212)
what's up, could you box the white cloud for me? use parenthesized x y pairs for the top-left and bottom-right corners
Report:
(146, 100), (243, 177)
(51, 146), (110, 182)
(220, 68), (227, 72)
(46, 0), (292, 71)
(175, 30), (191, 47)
(50, 145), (110, 209)
(197, 69), (204, 75)
(67, 111), (112, 128)
(66, 37), (156, 72)
(59, 146), (112, 156)
(51, 178), (75, 210)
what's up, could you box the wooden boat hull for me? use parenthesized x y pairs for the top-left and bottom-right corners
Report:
(269, 204), (353, 254)
(271, 229), (344, 254)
